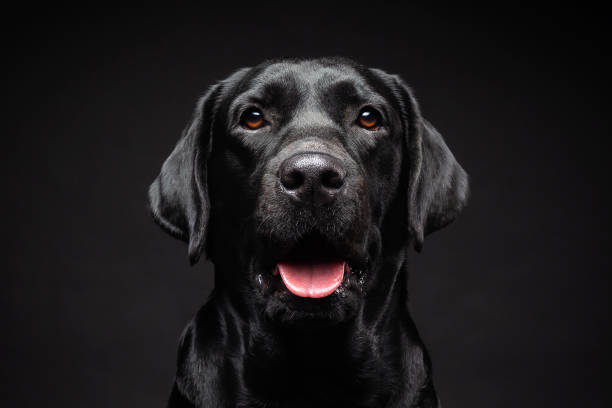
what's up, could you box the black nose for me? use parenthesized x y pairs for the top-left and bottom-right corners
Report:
(279, 153), (346, 205)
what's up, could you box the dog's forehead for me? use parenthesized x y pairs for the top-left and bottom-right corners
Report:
(246, 61), (374, 101)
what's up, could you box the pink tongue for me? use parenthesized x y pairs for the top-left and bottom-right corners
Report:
(277, 261), (346, 298)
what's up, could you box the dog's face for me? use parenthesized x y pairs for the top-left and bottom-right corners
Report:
(149, 58), (468, 327)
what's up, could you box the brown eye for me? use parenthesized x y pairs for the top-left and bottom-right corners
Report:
(241, 108), (265, 130)
(358, 108), (381, 130)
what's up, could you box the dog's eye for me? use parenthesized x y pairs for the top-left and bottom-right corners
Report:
(241, 108), (266, 130)
(357, 108), (381, 130)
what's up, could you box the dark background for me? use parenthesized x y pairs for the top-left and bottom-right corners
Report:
(2, 3), (610, 407)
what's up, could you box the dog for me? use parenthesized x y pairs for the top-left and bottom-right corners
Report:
(149, 57), (469, 407)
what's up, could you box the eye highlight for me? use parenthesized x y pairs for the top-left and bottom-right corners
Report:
(357, 107), (381, 130)
(241, 108), (266, 130)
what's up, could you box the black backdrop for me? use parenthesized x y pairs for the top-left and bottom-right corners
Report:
(3, 3), (610, 407)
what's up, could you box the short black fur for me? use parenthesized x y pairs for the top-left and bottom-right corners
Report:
(149, 57), (469, 408)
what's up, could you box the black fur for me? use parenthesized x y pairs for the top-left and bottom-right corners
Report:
(149, 57), (469, 407)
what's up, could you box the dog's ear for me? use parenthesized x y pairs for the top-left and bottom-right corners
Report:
(390, 76), (470, 251)
(148, 83), (223, 265)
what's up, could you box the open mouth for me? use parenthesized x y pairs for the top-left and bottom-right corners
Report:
(263, 232), (367, 300)
(276, 261), (349, 298)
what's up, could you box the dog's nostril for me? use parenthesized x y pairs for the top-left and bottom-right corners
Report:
(281, 168), (305, 190)
(279, 152), (347, 204)
(321, 169), (344, 190)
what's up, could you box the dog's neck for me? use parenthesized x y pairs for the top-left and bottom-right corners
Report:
(192, 250), (436, 407)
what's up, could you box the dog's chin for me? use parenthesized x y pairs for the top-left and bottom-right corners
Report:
(250, 233), (369, 329)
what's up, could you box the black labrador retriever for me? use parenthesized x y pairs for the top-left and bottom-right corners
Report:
(149, 57), (469, 407)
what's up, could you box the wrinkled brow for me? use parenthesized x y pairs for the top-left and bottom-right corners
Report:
(249, 75), (302, 107)
(321, 80), (364, 105)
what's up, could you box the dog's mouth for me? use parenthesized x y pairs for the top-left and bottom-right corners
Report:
(275, 261), (348, 298)
(259, 232), (367, 300)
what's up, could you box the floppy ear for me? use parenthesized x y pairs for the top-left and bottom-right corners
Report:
(392, 77), (470, 251)
(148, 83), (223, 265)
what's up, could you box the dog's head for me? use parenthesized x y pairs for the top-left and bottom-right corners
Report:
(149, 58), (468, 327)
